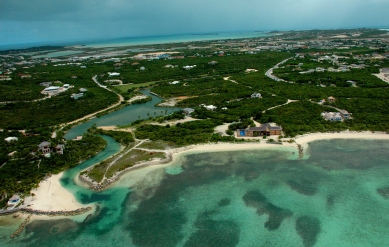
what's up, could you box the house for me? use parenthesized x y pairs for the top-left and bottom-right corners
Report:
(321, 112), (343, 121)
(140, 67), (146, 71)
(169, 81), (180, 85)
(79, 88), (88, 92)
(183, 108), (195, 116)
(208, 61), (218, 65)
(183, 65), (196, 70)
(40, 82), (52, 87)
(108, 72), (120, 77)
(43, 86), (60, 92)
(55, 144), (65, 155)
(339, 110), (350, 120)
(237, 123), (282, 137)
(7, 195), (20, 206)
(71, 76), (78, 79)
(71, 93), (84, 99)
(4, 137), (18, 142)
(251, 92), (262, 98)
(38, 141), (51, 154)
(327, 96), (336, 103)
(19, 74), (31, 79)
(205, 105), (217, 111)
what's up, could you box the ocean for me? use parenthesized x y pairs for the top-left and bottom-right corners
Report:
(0, 31), (268, 51)
(2, 139), (389, 247)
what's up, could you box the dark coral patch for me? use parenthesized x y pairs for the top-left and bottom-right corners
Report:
(377, 187), (389, 199)
(295, 216), (321, 247)
(243, 190), (292, 231)
(184, 214), (240, 247)
(287, 179), (317, 196)
(218, 198), (231, 207)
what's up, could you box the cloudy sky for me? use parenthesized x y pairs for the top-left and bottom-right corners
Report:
(1, 0), (388, 46)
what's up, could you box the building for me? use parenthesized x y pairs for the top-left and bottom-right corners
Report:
(55, 144), (65, 155)
(327, 96), (336, 103)
(7, 195), (20, 206)
(108, 72), (120, 77)
(19, 74), (31, 79)
(237, 123), (283, 137)
(321, 112), (343, 121)
(38, 141), (51, 154)
(169, 81), (180, 85)
(39, 82), (52, 87)
(183, 108), (195, 115)
(338, 110), (350, 120)
(43, 86), (60, 92)
(200, 104), (217, 111)
(71, 93), (84, 100)
(251, 92), (262, 98)
(4, 137), (18, 142)
(79, 88), (88, 92)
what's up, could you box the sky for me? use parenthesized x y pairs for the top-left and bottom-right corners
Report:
(0, 0), (389, 46)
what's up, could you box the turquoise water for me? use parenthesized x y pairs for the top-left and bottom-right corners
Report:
(83, 31), (269, 48)
(64, 90), (180, 139)
(0, 31), (269, 51)
(3, 139), (389, 246)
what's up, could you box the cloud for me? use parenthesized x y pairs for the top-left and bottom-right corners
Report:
(0, 0), (388, 45)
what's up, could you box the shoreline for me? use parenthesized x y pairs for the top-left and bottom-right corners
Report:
(6, 131), (389, 220)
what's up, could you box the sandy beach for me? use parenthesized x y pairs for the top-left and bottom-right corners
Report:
(23, 172), (94, 221)
(26, 131), (389, 214)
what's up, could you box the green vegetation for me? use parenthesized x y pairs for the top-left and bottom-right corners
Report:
(87, 142), (137, 182)
(135, 119), (223, 146)
(0, 130), (106, 205)
(105, 149), (165, 178)
(115, 82), (157, 92)
(258, 101), (345, 137)
(137, 140), (176, 150)
(88, 126), (135, 145)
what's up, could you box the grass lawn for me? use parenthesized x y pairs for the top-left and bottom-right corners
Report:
(137, 140), (176, 150)
(87, 143), (137, 182)
(115, 81), (157, 93)
(105, 149), (166, 178)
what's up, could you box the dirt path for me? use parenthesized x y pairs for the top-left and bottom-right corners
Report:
(262, 99), (298, 113)
(102, 140), (147, 181)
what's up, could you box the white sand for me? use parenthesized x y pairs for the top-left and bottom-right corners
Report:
(27, 173), (90, 212)
(27, 131), (389, 214)
(295, 132), (389, 144)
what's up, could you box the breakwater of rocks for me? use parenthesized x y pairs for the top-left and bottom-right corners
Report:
(9, 207), (92, 239)
(297, 144), (304, 159)
(10, 214), (32, 239)
(20, 207), (92, 217)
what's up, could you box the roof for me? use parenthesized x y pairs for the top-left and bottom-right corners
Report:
(5, 137), (18, 142)
(38, 141), (51, 148)
(248, 123), (282, 131)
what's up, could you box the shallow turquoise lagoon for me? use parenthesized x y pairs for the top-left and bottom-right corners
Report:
(2, 139), (389, 247)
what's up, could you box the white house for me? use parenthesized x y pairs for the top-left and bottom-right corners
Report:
(5, 137), (18, 142)
(251, 92), (262, 98)
(206, 105), (217, 111)
(183, 65), (196, 70)
(169, 81), (180, 85)
(44, 86), (60, 92)
(108, 72), (120, 77)
(321, 112), (343, 121)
